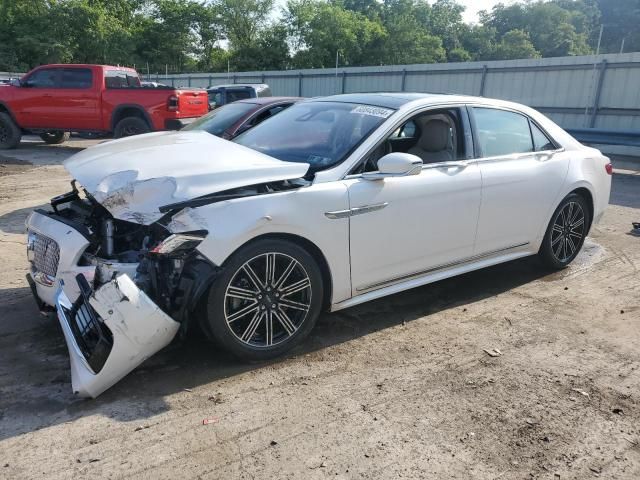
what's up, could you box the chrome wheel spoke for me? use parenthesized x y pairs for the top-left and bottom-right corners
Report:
(265, 311), (274, 346)
(265, 253), (276, 285)
(243, 263), (265, 290)
(227, 302), (259, 323)
(241, 310), (265, 342)
(274, 308), (297, 335)
(227, 285), (258, 301)
(280, 297), (309, 312)
(551, 233), (563, 246)
(566, 235), (577, 255)
(280, 277), (311, 297)
(274, 259), (296, 290)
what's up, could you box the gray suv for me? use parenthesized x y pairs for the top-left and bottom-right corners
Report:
(206, 84), (272, 110)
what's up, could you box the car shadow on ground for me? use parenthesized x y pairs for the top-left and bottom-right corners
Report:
(0, 204), (48, 234)
(0, 254), (561, 442)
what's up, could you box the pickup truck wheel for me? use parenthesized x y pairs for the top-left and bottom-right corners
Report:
(39, 131), (70, 145)
(0, 112), (21, 150)
(114, 117), (150, 138)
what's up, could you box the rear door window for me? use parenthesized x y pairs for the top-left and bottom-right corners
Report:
(105, 71), (141, 88)
(60, 68), (93, 89)
(226, 89), (253, 103)
(473, 107), (534, 157)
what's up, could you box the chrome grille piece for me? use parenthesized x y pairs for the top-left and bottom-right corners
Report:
(30, 232), (60, 277)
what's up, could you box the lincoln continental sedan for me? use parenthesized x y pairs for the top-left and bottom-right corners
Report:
(25, 93), (612, 397)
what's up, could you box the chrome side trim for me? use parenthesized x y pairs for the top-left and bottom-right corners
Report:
(325, 202), (389, 219)
(324, 209), (351, 220)
(356, 242), (530, 292)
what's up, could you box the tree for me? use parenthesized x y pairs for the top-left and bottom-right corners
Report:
(492, 29), (540, 60)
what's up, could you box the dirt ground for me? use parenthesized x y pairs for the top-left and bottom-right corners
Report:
(0, 137), (639, 480)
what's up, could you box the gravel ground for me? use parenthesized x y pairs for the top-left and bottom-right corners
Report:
(0, 138), (639, 479)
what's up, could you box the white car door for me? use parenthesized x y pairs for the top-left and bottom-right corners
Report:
(343, 107), (482, 295)
(470, 106), (570, 255)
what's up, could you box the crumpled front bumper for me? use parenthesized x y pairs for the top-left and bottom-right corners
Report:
(56, 274), (180, 398)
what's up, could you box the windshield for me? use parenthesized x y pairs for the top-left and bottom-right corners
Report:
(233, 101), (394, 170)
(184, 102), (257, 136)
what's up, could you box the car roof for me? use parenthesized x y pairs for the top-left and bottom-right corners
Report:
(312, 92), (484, 109)
(208, 83), (269, 90)
(235, 96), (302, 106)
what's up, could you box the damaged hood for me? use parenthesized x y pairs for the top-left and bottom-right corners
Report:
(64, 131), (310, 224)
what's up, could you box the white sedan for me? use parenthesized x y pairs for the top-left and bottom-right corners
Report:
(25, 93), (612, 397)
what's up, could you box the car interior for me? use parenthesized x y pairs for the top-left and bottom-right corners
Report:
(354, 108), (466, 173)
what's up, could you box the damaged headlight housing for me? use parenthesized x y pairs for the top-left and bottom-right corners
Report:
(150, 232), (207, 256)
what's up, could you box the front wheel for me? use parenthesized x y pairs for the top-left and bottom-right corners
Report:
(202, 239), (324, 361)
(39, 131), (70, 144)
(538, 193), (590, 269)
(0, 112), (21, 149)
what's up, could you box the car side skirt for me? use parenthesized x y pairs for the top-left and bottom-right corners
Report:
(330, 243), (534, 312)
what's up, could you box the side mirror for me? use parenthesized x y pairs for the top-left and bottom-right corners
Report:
(362, 152), (423, 180)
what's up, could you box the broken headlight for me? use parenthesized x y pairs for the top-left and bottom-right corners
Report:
(150, 232), (206, 256)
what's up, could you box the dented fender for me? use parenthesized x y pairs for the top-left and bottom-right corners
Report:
(56, 274), (179, 398)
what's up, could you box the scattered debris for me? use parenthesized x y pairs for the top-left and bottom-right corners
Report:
(88, 458), (100, 463)
(589, 466), (601, 474)
(612, 408), (624, 415)
(631, 222), (640, 236)
(208, 395), (224, 404)
(202, 417), (219, 426)
(484, 348), (502, 357)
(134, 425), (151, 432)
(525, 418), (538, 426)
(270, 440), (278, 446)
(184, 388), (193, 392)
(571, 388), (590, 398)
(89, 439), (98, 445)
(620, 310), (625, 314)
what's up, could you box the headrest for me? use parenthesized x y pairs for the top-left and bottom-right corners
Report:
(418, 119), (450, 152)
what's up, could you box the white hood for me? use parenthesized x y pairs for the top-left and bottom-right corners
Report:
(64, 131), (310, 224)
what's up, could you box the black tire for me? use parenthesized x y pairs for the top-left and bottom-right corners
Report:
(538, 193), (590, 269)
(113, 116), (150, 138)
(0, 112), (21, 150)
(202, 238), (324, 361)
(39, 131), (70, 145)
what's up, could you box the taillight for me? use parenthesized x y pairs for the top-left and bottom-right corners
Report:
(167, 95), (179, 112)
(605, 163), (613, 175)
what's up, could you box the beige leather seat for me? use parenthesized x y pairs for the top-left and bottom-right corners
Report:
(408, 119), (453, 163)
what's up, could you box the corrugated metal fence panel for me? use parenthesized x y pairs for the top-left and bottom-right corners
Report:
(156, 53), (640, 131)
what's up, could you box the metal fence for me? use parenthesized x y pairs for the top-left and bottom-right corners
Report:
(153, 52), (640, 132)
(3, 53), (640, 134)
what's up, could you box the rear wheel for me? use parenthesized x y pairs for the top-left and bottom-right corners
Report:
(0, 112), (21, 149)
(39, 131), (70, 144)
(539, 193), (590, 269)
(113, 116), (150, 138)
(202, 239), (323, 361)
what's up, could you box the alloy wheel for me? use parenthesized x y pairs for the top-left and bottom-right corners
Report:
(224, 252), (312, 348)
(550, 201), (585, 263)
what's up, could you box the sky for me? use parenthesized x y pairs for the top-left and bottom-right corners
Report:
(458, 0), (517, 23)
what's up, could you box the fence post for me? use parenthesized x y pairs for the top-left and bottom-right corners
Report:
(341, 71), (347, 93)
(298, 72), (303, 96)
(479, 65), (488, 96)
(232, 75), (236, 84)
(401, 69), (407, 92)
(590, 60), (608, 128)
(188, 76), (191, 87)
(208, 75), (212, 87)
(261, 73), (265, 84)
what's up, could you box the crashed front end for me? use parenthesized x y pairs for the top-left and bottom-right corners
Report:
(25, 185), (216, 398)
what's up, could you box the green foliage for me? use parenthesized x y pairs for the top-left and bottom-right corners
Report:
(0, 0), (636, 73)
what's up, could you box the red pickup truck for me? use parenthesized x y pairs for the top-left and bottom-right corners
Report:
(0, 64), (208, 149)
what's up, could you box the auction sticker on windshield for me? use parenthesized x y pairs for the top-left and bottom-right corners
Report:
(350, 105), (394, 118)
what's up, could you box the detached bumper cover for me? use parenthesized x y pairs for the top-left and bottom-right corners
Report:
(56, 274), (180, 398)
